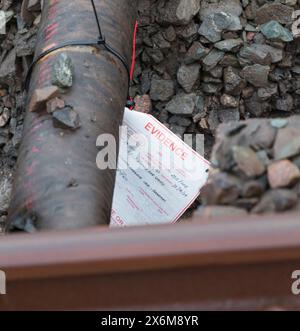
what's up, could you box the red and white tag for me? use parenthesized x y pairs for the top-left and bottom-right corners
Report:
(111, 109), (210, 227)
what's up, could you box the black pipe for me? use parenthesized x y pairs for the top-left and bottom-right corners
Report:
(7, 0), (137, 232)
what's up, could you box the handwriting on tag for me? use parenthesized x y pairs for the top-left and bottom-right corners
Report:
(111, 109), (210, 227)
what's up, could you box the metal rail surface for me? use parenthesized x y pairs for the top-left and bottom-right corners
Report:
(0, 212), (300, 310)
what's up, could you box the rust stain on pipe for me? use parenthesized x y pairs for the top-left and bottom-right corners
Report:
(7, 0), (137, 231)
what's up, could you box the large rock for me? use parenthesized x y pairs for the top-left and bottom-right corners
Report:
(0, 49), (16, 85)
(52, 106), (81, 130)
(158, 0), (201, 25)
(28, 86), (59, 113)
(242, 180), (266, 198)
(203, 49), (225, 70)
(261, 21), (293, 42)
(201, 172), (242, 205)
(184, 42), (208, 64)
(134, 95), (152, 114)
(200, 0), (243, 21)
(268, 160), (300, 189)
(256, 3), (294, 25)
(241, 64), (270, 87)
(214, 39), (243, 52)
(239, 44), (283, 65)
(244, 93), (271, 117)
(252, 190), (298, 214)
(199, 12), (242, 43)
(166, 93), (197, 116)
(274, 127), (300, 160)
(211, 118), (276, 171)
(150, 78), (175, 102)
(0, 175), (12, 214)
(232, 146), (266, 178)
(177, 64), (201, 93)
(257, 84), (278, 101)
(218, 108), (240, 124)
(224, 66), (246, 95)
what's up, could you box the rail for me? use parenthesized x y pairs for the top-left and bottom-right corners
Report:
(1, 212), (300, 310)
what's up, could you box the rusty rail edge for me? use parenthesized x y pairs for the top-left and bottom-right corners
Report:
(1, 213), (300, 310)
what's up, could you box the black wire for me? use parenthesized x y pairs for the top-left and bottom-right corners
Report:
(24, 40), (105, 91)
(90, 0), (129, 80)
(104, 43), (129, 78)
(90, 0), (103, 40)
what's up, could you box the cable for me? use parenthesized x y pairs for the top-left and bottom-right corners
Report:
(90, 0), (103, 40)
(25, 40), (101, 91)
(104, 43), (129, 78)
(89, 0), (130, 80)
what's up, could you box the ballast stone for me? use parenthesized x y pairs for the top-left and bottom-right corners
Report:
(52, 53), (74, 88)
(177, 64), (201, 93)
(166, 93), (197, 116)
(241, 64), (270, 88)
(198, 12), (242, 43)
(261, 21), (294, 42)
(52, 106), (81, 130)
(158, 0), (201, 25)
(28, 85), (59, 113)
(150, 78), (175, 102)
(256, 3), (294, 25)
(239, 44), (283, 65)
(199, 0), (243, 21)
(268, 160), (300, 189)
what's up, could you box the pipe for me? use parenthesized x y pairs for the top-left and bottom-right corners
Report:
(7, 0), (137, 232)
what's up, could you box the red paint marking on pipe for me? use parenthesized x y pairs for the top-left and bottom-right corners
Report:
(23, 181), (34, 210)
(25, 197), (33, 210)
(26, 161), (38, 177)
(45, 25), (58, 41)
(37, 60), (52, 85)
(38, 59), (51, 73)
(36, 62), (47, 81)
(45, 24), (58, 37)
(38, 66), (50, 79)
(37, 71), (50, 85)
(128, 21), (138, 110)
(24, 159), (39, 210)
(29, 123), (42, 135)
(45, 22), (59, 33)
(31, 147), (40, 154)
(45, 29), (58, 41)
(130, 21), (138, 82)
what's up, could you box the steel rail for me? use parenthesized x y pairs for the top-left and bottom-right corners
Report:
(0, 212), (300, 310)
